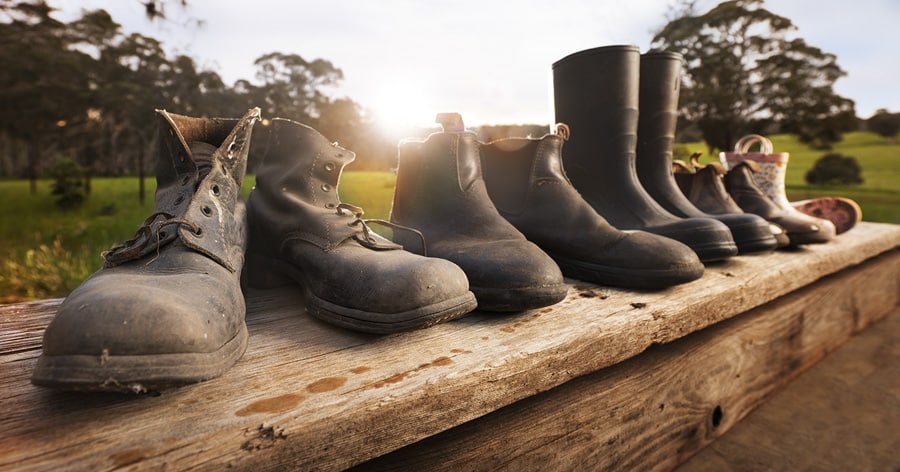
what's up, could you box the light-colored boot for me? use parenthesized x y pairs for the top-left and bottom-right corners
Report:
(720, 134), (836, 239)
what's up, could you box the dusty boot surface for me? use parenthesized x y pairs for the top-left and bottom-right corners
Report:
(391, 114), (567, 312)
(245, 118), (476, 333)
(32, 109), (260, 392)
(481, 126), (703, 289)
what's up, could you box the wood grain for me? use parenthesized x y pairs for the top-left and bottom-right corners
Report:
(0, 222), (898, 471)
(677, 307), (900, 472)
(355, 250), (900, 471)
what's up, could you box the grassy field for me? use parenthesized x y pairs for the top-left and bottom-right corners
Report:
(1, 131), (897, 302)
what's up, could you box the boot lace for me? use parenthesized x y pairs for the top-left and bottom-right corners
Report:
(102, 211), (202, 266)
(335, 203), (427, 256)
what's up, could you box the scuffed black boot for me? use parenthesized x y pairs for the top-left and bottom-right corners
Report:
(552, 45), (738, 262)
(244, 118), (477, 333)
(480, 125), (704, 289)
(635, 51), (777, 255)
(32, 108), (260, 392)
(391, 113), (568, 312)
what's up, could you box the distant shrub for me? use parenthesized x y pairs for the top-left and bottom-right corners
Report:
(0, 235), (90, 302)
(49, 157), (87, 209)
(805, 153), (864, 186)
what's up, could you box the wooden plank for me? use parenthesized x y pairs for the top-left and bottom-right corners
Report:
(677, 307), (900, 472)
(0, 222), (898, 471)
(354, 249), (900, 471)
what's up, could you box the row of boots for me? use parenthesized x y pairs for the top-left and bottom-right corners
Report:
(32, 45), (847, 392)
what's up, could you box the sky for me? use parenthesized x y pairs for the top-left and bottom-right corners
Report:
(50, 0), (900, 130)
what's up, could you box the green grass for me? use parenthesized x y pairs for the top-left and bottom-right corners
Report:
(1, 131), (897, 302)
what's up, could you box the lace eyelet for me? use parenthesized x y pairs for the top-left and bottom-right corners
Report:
(325, 202), (336, 209)
(324, 162), (335, 172)
(174, 194), (184, 205)
(181, 175), (191, 186)
(158, 230), (167, 239)
(321, 184), (331, 192)
(194, 227), (204, 237)
(201, 206), (213, 217)
(211, 185), (220, 196)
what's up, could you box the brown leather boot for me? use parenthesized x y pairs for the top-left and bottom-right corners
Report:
(32, 108), (260, 392)
(674, 157), (790, 248)
(481, 125), (704, 289)
(244, 118), (476, 333)
(724, 161), (834, 245)
(391, 114), (568, 312)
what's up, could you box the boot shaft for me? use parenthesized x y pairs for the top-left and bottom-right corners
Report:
(552, 44), (640, 190)
(104, 109), (259, 273)
(635, 51), (688, 213)
(249, 118), (389, 252)
(480, 129), (570, 215)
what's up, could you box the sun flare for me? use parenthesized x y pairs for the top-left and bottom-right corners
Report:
(368, 81), (439, 137)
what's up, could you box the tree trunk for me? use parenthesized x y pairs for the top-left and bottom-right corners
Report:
(28, 138), (40, 195)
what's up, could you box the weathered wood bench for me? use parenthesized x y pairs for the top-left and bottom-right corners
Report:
(2, 221), (898, 471)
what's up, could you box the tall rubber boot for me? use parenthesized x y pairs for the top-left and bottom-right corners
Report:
(245, 118), (477, 333)
(635, 51), (777, 254)
(480, 125), (704, 289)
(552, 44), (737, 262)
(32, 108), (260, 392)
(391, 113), (568, 312)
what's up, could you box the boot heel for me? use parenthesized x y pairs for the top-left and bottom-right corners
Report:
(243, 253), (293, 289)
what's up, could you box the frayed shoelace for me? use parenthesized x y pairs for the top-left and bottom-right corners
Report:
(335, 203), (427, 256)
(102, 211), (202, 266)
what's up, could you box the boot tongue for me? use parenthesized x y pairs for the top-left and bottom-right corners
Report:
(189, 141), (218, 183)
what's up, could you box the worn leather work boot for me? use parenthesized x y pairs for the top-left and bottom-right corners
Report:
(635, 51), (777, 255)
(480, 124), (704, 289)
(724, 161), (834, 245)
(244, 118), (477, 333)
(391, 113), (568, 312)
(673, 157), (790, 248)
(552, 45), (738, 262)
(32, 109), (260, 392)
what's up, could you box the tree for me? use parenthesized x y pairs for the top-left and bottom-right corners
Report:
(867, 109), (900, 140)
(652, 0), (856, 153)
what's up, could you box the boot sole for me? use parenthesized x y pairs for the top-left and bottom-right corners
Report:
(791, 197), (862, 235)
(30, 325), (249, 393)
(245, 255), (477, 334)
(549, 253), (704, 290)
(470, 284), (569, 312)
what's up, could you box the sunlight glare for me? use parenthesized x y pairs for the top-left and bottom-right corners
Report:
(369, 81), (437, 137)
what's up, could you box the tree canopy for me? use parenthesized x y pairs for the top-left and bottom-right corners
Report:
(0, 0), (392, 192)
(652, 0), (857, 153)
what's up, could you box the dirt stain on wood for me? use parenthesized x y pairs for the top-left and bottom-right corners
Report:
(500, 327), (515, 333)
(450, 348), (472, 354)
(350, 366), (372, 374)
(306, 377), (348, 393)
(370, 356), (455, 389)
(109, 449), (148, 467)
(235, 393), (306, 417)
